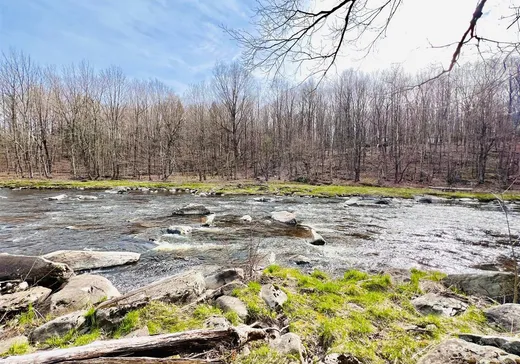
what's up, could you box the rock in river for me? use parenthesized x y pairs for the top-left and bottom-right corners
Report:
(166, 226), (193, 235)
(42, 250), (140, 271)
(50, 274), (120, 316)
(173, 203), (210, 216)
(271, 211), (297, 225)
(47, 194), (67, 201)
(309, 229), (326, 246)
(0, 253), (74, 289)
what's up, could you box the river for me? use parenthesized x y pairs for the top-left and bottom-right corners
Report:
(0, 188), (518, 293)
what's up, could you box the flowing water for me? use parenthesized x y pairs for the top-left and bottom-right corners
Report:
(0, 188), (518, 293)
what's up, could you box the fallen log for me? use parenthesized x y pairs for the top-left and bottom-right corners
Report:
(0, 327), (268, 364)
(65, 358), (221, 363)
(0, 254), (74, 289)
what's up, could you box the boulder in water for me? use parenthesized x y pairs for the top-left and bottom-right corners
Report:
(173, 203), (210, 216)
(202, 213), (216, 227)
(240, 215), (252, 223)
(166, 226), (193, 235)
(43, 250), (140, 271)
(309, 229), (326, 246)
(47, 194), (67, 201)
(76, 195), (98, 200)
(271, 211), (297, 225)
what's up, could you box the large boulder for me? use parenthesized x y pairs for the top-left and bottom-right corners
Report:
(0, 286), (51, 315)
(459, 333), (520, 356)
(260, 284), (287, 310)
(205, 268), (244, 290)
(417, 338), (520, 363)
(42, 250), (140, 271)
(96, 270), (205, 329)
(173, 204), (210, 216)
(442, 272), (516, 301)
(270, 333), (305, 362)
(30, 310), (87, 344)
(0, 336), (28, 355)
(215, 296), (248, 320)
(485, 304), (520, 333)
(0, 254), (74, 289)
(271, 211), (297, 225)
(411, 293), (468, 317)
(50, 274), (120, 316)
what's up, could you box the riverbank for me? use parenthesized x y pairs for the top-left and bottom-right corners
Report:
(1, 178), (519, 201)
(1, 256), (519, 363)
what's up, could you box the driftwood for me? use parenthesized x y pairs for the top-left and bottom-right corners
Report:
(65, 358), (221, 363)
(0, 327), (268, 364)
(0, 254), (74, 288)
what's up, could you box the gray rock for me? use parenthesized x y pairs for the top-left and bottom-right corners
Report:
(203, 316), (231, 329)
(218, 281), (247, 296)
(459, 333), (520, 355)
(76, 195), (98, 200)
(0, 336), (28, 355)
(104, 186), (129, 194)
(417, 338), (520, 363)
(270, 333), (304, 361)
(260, 284), (287, 310)
(205, 268), (244, 290)
(323, 353), (362, 364)
(443, 272), (516, 301)
(0, 254), (74, 289)
(0, 286), (51, 315)
(166, 226), (193, 235)
(416, 196), (433, 204)
(240, 215), (252, 223)
(30, 310), (87, 344)
(291, 255), (312, 266)
(124, 326), (149, 338)
(43, 250), (140, 271)
(215, 296), (248, 320)
(47, 194), (67, 201)
(411, 293), (468, 317)
(485, 304), (520, 333)
(50, 274), (120, 315)
(202, 214), (216, 227)
(271, 211), (297, 225)
(309, 229), (326, 246)
(96, 270), (205, 328)
(173, 204), (210, 216)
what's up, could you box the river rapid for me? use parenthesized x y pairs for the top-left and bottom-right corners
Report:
(0, 188), (518, 293)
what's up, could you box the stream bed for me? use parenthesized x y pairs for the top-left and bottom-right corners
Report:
(0, 188), (518, 293)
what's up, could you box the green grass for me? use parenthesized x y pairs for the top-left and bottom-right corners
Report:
(6, 342), (31, 356)
(17, 304), (36, 327)
(1, 178), (518, 201)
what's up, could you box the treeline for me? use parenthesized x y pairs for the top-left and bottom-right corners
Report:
(0, 49), (519, 186)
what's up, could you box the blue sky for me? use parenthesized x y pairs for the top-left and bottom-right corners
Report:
(0, 0), (253, 93)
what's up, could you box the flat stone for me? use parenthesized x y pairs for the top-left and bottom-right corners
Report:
(417, 338), (520, 363)
(0, 286), (51, 315)
(218, 281), (247, 296)
(270, 333), (304, 361)
(271, 211), (297, 225)
(485, 304), (520, 333)
(50, 274), (120, 316)
(459, 333), (520, 356)
(260, 284), (287, 310)
(47, 194), (67, 201)
(411, 293), (468, 317)
(203, 316), (231, 330)
(443, 272), (516, 301)
(173, 204), (210, 216)
(30, 310), (87, 344)
(215, 296), (248, 320)
(43, 250), (140, 271)
(166, 226), (193, 235)
(205, 268), (244, 290)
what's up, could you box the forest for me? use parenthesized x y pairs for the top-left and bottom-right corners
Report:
(0, 49), (519, 187)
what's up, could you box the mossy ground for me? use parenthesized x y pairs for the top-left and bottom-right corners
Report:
(2, 267), (501, 362)
(1, 178), (518, 201)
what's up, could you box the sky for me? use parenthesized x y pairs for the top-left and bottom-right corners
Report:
(0, 0), (518, 93)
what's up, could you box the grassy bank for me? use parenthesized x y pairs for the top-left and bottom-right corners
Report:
(0, 178), (519, 201)
(3, 267), (498, 363)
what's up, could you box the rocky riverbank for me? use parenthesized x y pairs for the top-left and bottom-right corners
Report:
(1, 251), (520, 363)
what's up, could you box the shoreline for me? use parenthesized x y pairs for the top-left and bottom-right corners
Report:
(0, 178), (519, 201)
